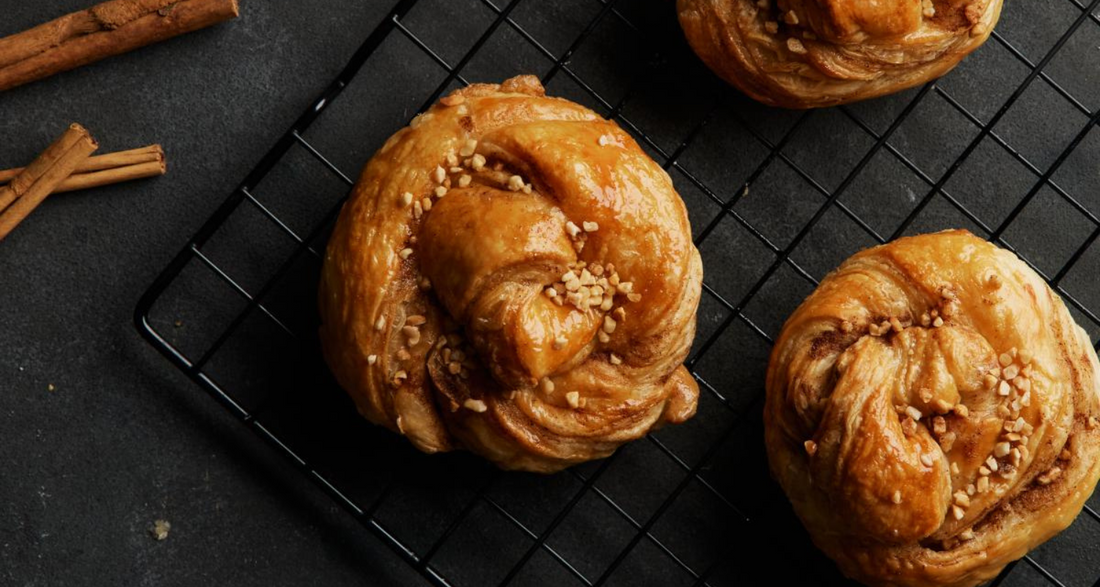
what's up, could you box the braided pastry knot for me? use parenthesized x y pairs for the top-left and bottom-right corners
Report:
(319, 76), (702, 473)
(765, 230), (1100, 587)
(678, 0), (1003, 108)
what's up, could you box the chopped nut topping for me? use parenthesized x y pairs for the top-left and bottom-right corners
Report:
(582, 221), (599, 233)
(952, 505), (965, 520)
(610, 353), (623, 365)
(960, 529), (975, 541)
(507, 175), (525, 191)
(367, 354), (377, 365)
(954, 491), (970, 508)
(375, 316), (386, 331)
(393, 370), (408, 385)
(565, 391), (581, 409)
(982, 373), (998, 389)
(977, 476), (990, 493)
(603, 315), (617, 334)
(933, 317), (944, 328)
(952, 462), (961, 476)
(542, 378), (555, 393)
(434, 186), (448, 198)
(402, 325), (421, 345)
(448, 361), (462, 375)
(999, 352), (1013, 367)
(932, 416), (947, 435)
(1003, 365), (1019, 380)
(966, 483), (975, 495)
(993, 442), (1011, 458)
(470, 153), (487, 171)
(433, 166), (446, 184)
(985, 456), (999, 472)
(598, 330), (611, 344)
(399, 248), (413, 260)
(553, 336), (567, 350)
(804, 440), (818, 456)
(464, 398), (487, 413)
(1038, 467), (1062, 485)
(784, 10), (799, 24)
(940, 431), (957, 452)
(459, 139), (478, 158)
(764, 21), (779, 34)
(565, 221), (582, 238)
(997, 380), (1011, 396)
(892, 490), (902, 504)
(905, 406), (923, 422)
(979, 466), (991, 476)
(400, 192), (414, 207)
(920, 452), (935, 467)
(458, 174), (472, 188)
(954, 404), (969, 418)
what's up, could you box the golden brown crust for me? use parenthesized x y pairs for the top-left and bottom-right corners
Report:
(677, 0), (1003, 108)
(319, 75), (702, 473)
(765, 230), (1100, 587)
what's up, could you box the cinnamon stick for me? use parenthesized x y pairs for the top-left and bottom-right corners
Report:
(0, 124), (98, 241)
(0, 145), (166, 192)
(0, 0), (240, 93)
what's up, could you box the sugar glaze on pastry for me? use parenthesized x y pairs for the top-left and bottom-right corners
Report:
(319, 76), (702, 473)
(765, 230), (1100, 586)
(678, 0), (1004, 108)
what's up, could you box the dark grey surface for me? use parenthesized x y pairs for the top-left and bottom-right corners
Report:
(0, 1), (423, 585)
(3, 0), (1100, 586)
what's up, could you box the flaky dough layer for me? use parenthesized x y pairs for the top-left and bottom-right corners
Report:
(319, 76), (702, 473)
(679, 0), (1003, 108)
(765, 230), (1100, 586)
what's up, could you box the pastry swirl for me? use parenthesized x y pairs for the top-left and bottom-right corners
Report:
(765, 230), (1100, 586)
(678, 0), (1004, 108)
(319, 76), (702, 473)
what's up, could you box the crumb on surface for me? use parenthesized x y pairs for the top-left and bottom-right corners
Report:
(151, 519), (171, 541)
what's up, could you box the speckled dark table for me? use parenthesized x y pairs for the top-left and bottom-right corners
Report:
(0, 2), (420, 585)
(3, 1), (1100, 586)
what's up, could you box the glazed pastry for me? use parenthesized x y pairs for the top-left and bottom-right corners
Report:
(678, 0), (1004, 108)
(319, 75), (702, 473)
(765, 230), (1100, 586)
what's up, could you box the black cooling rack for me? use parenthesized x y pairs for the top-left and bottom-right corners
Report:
(135, 0), (1100, 585)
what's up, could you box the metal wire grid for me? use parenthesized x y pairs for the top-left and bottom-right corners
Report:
(134, 0), (1100, 585)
